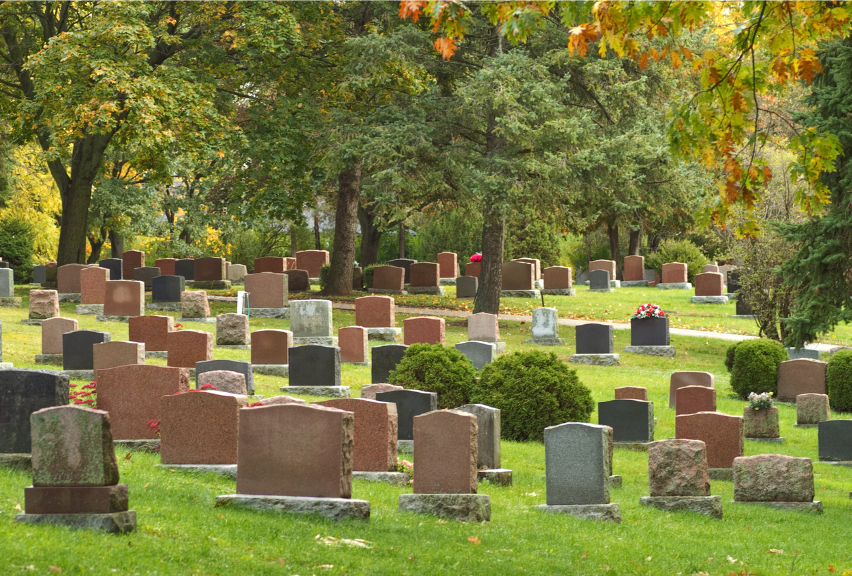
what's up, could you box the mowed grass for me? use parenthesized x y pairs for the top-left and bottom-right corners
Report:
(1, 287), (851, 575)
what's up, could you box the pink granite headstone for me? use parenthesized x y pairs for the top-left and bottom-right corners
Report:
(355, 295), (395, 328)
(339, 326), (368, 363)
(154, 259), (177, 276)
(437, 252), (458, 278)
(29, 289), (59, 319)
(160, 390), (248, 465)
(250, 329), (292, 365)
(694, 272), (724, 296)
(623, 256), (645, 282)
(777, 359), (827, 401)
(93, 341), (145, 374)
(41, 317), (78, 354)
(675, 386), (717, 416)
(80, 266), (108, 304)
(589, 260), (616, 280)
(295, 250), (329, 278)
(314, 398), (398, 472)
(254, 257), (286, 274)
(404, 316), (445, 345)
(122, 251), (145, 282)
(166, 330), (213, 368)
(543, 266), (572, 289)
(244, 272), (288, 308)
(413, 410), (477, 494)
(128, 315), (174, 352)
(662, 262), (688, 283)
(669, 372), (714, 408)
(103, 280), (145, 317)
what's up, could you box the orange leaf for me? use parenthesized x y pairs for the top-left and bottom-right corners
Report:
(637, 52), (649, 69)
(398, 0), (426, 22)
(679, 45), (693, 61)
(467, 536), (481, 545)
(670, 50), (682, 69)
(796, 49), (822, 85)
(434, 36), (457, 60)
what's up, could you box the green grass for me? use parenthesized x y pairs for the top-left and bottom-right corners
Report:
(1, 287), (852, 575)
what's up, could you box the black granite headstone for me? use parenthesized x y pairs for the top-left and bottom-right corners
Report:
(175, 259), (195, 281)
(376, 389), (437, 441)
(283, 270), (310, 292)
(736, 296), (753, 316)
(133, 266), (161, 290)
(589, 269), (611, 290)
(371, 344), (408, 383)
(0, 369), (70, 453)
(0, 262), (9, 269)
(727, 270), (741, 293)
(62, 330), (111, 370)
(575, 323), (614, 354)
(456, 276), (478, 298)
(388, 259), (417, 284)
(818, 420), (852, 462)
(99, 258), (123, 280)
(630, 317), (670, 346)
(152, 275), (185, 303)
(598, 399), (654, 443)
(32, 265), (46, 284)
(287, 345), (340, 389)
(195, 359), (255, 395)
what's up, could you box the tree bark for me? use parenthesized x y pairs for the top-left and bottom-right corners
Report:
(357, 204), (382, 266)
(398, 222), (405, 258)
(473, 205), (505, 314)
(324, 163), (361, 296)
(313, 213), (321, 250)
(289, 223), (298, 256)
(628, 229), (641, 256)
(109, 229), (124, 258)
(607, 221), (622, 280)
(86, 229), (105, 264)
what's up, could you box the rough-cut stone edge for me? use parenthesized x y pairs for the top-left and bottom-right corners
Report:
(175, 317), (216, 324)
(656, 283), (693, 289)
(367, 289), (408, 295)
(366, 328), (402, 342)
(501, 290), (541, 298)
(35, 354), (63, 364)
(569, 354), (620, 366)
(624, 346), (676, 358)
(248, 308), (289, 319)
(731, 500), (823, 514)
(158, 464), (236, 479)
(0, 453), (32, 471)
(709, 468), (733, 481)
(292, 337), (338, 346)
(15, 511), (137, 533)
(731, 315), (755, 320)
(253, 364), (289, 377)
(95, 315), (134, 323)
(62, 370), (95, 380)
(399, 493), (491, 522)
(439, 278), (456, 286)
(215, 495), (370, 521)
(21, 319), (46, 325)
(588, 288), (614, 293)
(609, 475), (622, 488)
(407, 286), (444, 295)
(690, 296), (729, 304)
(533, 503), (622, 523)
(280, 386), (350, 398)
(397, 440), (414, 454)
(147, 302), (181, 311)
(0, 297), (22, 307)
(214, 344), (251, 350)
(745, 437), (786, 443)
(58, 293), (81, 303)
(640, 496), (722, 518)
(524, 338), (565, 346)
(0, 362), (13, 370)
(113, 440), (161, 453)
(145, 351), (168, 359)
(621, 281), (649, 287)
(353, 471), (410, 487)
(75, 304), (104, 315)
(540, 289), (576, 296)
(477, 468), (512, 486)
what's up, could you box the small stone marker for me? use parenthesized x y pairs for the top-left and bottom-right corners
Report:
(314, 398), (398, 472)
(285, 344), (343, 396)
(99, 259), (122, 280)
(160, 390), (248, 464)
(196, 359), (254, 396)
(16, 405), (136, 533)
(290, 299), (336, 345)
(437, 252), (458, 278)
(777, 358), (827, 401)
(102, 280), (144, 319)
(640, 439), (721, 518)
(198, 370), (247, 395)
(456, 275), (478, 298)
(216, 313), (250, 347)
(128, 315), (174, 354)
(283, 269), (310, 291)
(455, 403), (511, 486)
(295, 250), (330, 278)
(676, 411), (744, 476)
(524, 307), (564, 346)
(93, 341), (144, 375)
(166, 330), (213, 369)
(796, 394), (830, 426)
(121, 251), (144, 282)
(154, 258), (176, 276)
(570, 323), (618, 366)
(623, 255), (645, 282)
(370, 265), (406, 293)
(0, 369), (70, 453)
(818, 420), (852, 462)
(371, 344), (408, 383)
(455, 341), (496, 370)
(79, 266), (108, 306)
(675, 386), (717, 416)
(29, 289), (59, 320)
(535, 422), (621, 522)
(598, 399), (654, 444)
(361, 383), (403, 400)
(732, 454), (821, 513)
(180, 290), (210, 319)
(244, 272), (288, 311)
(375, 389), (437, 444)
(408, 262), (443, 295)
(63, 330), (111, 372)
(40, 317), (78, 356)
(175, 258), (194, 280)
(614, 386), (648, 401)
(403, 316), (445, 345)
(541, 266), (575, 295)
(339, 326), (368, 365)
(669, 371), (714, 408)
(588, 269), (612, 292)
(254, 257), (285, 273)
(151, 275), (184, 305)
(133, 266), (160, 290)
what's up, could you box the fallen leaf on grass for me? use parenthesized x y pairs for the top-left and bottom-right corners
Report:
(48, 567), (62, 574)
(14, 504), (21, 511)
(316, 565), (333, 569)
(317, 536), (372, 549)
(467, 536), (480, 545)
(767, 549), (783, 555)
(124, 453), (132, 461)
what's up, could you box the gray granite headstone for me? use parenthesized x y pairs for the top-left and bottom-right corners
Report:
(371, 344), (408, 383)
(196, 359), (255, 395)
(0, 369), (70, 453)
(62, 330), (111, 370)
(454, 341), (496, 370)
(287, 345), (340, 388)
(598, 399), (654, 443)
(589, 269), (611, 291)
(33, 265), (46, 284)
(290, 300), (333, 338)
(456, 276), (478, 298)
(575, 323), (614, 354)
(152, 275), (185, 303)
(388, 259), (417, 284)
(375, 389), (436, 441)
(818, 420), (852, 462)
(543, 422), (610, 505)
(455, 404), (501, 469)
(133, 267), (161, 290)
(787, 347), (820, 361)
(98, 259), (123, 280)
(0, 268), (13, 297)
(175, 259), (195, 281)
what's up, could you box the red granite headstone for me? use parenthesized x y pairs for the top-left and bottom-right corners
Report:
(103, 280), (145, 317)
(464, 262), (481, 278)
(244, 272), (288, 308)
(404, 316), (445, 345)
(80, 266), (108, 304)
(413, 410), (477, 494)
(623, 255), (645, 282)
(254, 257), (286, 274)
(372, 266), (404, 291)
(166, 330), (213, 368)
(339, 326), (368, 363)
(160, 390), (248, 464)
(250, 329), (292, 365)
(154, 258), (177, 276)
(676, 411), (743, 469)
(194, 257), (225, 281)
(669, 371), (714, 408)
(355, 295), (395, 328)
(589, 260), (616, 280)
(128, 315), (174, 352)
(57, 264), (88, 294)
(614, 386), (648, 401)
(409, 263), (440, 287)
(675, 385), (717, 416)
(512, 258), (541, 280)
(315, 398), (398, 472)
(295, 250), (329, 278)
(694, 272), (724, 296)
(543, 266), (572, 289)
(437, 252), (458, 278)
(662, 262), (688, 283)
(122, 251), (145, 282)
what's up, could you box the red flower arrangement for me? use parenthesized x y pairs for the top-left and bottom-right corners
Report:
(631, 303), (666, 319)
(470, 253), (482, 263)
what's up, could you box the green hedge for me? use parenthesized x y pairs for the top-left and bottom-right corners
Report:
(827, 349), (852, 412)
(729, 339), (787, 399)
(388, 344), (477, 409)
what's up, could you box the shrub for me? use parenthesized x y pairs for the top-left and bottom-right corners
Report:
(729, 338), (787, 399)
(725, 342), (739, 372)
(470, 351), (593, 441)
(0, 214), (35, 282)
(826, 350), (852, 412)
(318, 264), (330, 291)
(363, 264), (376, 289)
(388, 344), (477, 409)
(645, 238), (708, 283)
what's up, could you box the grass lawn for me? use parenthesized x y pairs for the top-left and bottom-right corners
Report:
(1, 287), (851, 575)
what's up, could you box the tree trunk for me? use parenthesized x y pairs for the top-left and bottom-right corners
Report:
(607, 222), (622, 280)
(289, 223), (298, 256)
(649, 234), (661, 251)
(357, 204), (382, 266)
(324, 163), (361, 296)
(109, 229), (124, 258)
(628, 229), (641, 256)
(398, 222), (405, 258)
(86, 229), (105, 264)
(313, 213), (321, 250)
(473, 205), (505, 314)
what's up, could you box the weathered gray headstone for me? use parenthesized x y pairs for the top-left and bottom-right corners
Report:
(598, 399), (654, 443)
(455, 404), (501, 469)
(371, 344), (408, 383)
(542, 422), (610, 505)
(589, 269), (612, 292)
(0, 369), (70, 453)
(0, 268), (14, 297)
(290, 299), (334, 344)
(524, 307), (564, 346)
(456, 276), (478, 298)
(454, 341), (496, 370)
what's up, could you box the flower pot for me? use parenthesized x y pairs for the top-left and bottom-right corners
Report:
(630, 317), (669, 346)
(465, 262), (481, 278)
(743, 406), (779, 438)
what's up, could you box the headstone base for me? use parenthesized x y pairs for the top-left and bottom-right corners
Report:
(407, 286), (444, 296)
(624, 345), (676, 357)
(823, 461), (852, 467)
(621, 280), (649, 287)
(35, 354), (63, 365)
(732, 500), (822, 514)
(293, 337), (338, 346)
(732, 315), (755, 319)
(62, 370), (94, 380)
(0, 296), (22, 307)
(41, 282), (57, 289)
(0, 362), (12, 370)
(501, 290), (541, 298)
(0, 453), (31, 471)
(353, 471), (410, 487)
(58, 293), (81, 303)
(280, 385), (350, 398)
(215, 495), (370, 521)
(640, 496), (722, 518)
(439, 278), (457, 286)
(176, 317), (216, 324)
(147, 302), (181, 312)
(113, 439), (161, 453)
(609, 475), (622, 488)
(248, 307), (289, 319)
(15, 511), (137, 533)
(746, 436), (785, 443)
(397, 440), (413, 453)
(95, 315), (135, 323)
(524, 337), (565, 346)
(21, 318), (46, 325)
(253, 364), (289, 377)
(589, 287), (613, 293)
(186, 280), (231, 290)
(366, 328), (402, 342)
(541, 288), (576, 296)
(725, 293), (738, 299)
(399, 493), (490, 522)
(215, 344), (251, 350)
(656, 282), (692, 289)
(75, 304), (104, 315)
(614, 442), (650, 451)
(569, 354), (620, 366)
(533, 503), (621, 523)
(793, 423), (819, 428)
(345, 361), (370, 367)
(709, 468), (732, 481)
(368, 288), (408, 295)
(158, 464), (236, 479)
(145, 351), (168, 360)
(477, 468), (512, 486)
(610, 280), (621, 288)
(690, 296), (729, 304)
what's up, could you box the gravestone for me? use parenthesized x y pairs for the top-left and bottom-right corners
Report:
(589, 259), (616, 281)
(676, 385), (716, 415)
(40, 317), (78, 356)
(437, 252), (458, 278)
(376, 389), (437, 443)
(735, 295), (754, 316)
(57, 264), (87, 296)
(456, 275), (478, 298)
(370, 266), (406, 293)
(160, 390), (248, 465)
(154, 258), (176, 276)
(403, 316), (445, 345)
(180, 290), (210, 319)
(283, 269), (310, 291)
(702, 264), (720, 273)
(464, 261), (481, 278)
(227, 264), (246, 283)
(575, 323), (613, 354)
(455, 403), (509, 485)
(290, 300), (335, 345)
(501, 261), (536, 293)
(468, 312), (502, 349)
(194, 257), (226, 281)
(455, 341), (496, 370)
(284, 257), (297, 270)
(133, 267), (160, 290)
(254, 256), (285, 274)
(818, 420), (852, 462)
(33, 265), (47, 284)
(388, 258), (416, 283)
(314, 398), (398, 472)
(196, 359), (254, 396)
(198, 370), (247, 395)
(541, 266), (575, 295)
(797, 394), (830, 426)
(151, 275), (184, 304)
(361, 383), (403, 400)
(250, 329), (292, 367)
(0, 268), (17, 304)
(339, 326), (368, 365)
(166, 330), (213, 369)
(524, 307), (563, 346)
(0, 369), (69, 453)
(777, 359), (827, 401)
(128, 315), (173, 354)
(371, 344), (408, 383)
(691, 272), (727, 303)
(676, 411), (744, 474)
(669, 372), (714, 408)
(413, 410), (477, 494)
(92, 341), (144, 374)
(295, 250), (330, 278)
(286, 345), (342, 396)
(355, 295), (395, 327)
(79, 266), (108, 307)
(216, 313), (250, 347)
(28, 290), (59, 321)
(513, 257), (542, 281)
(598, 399), (654, 443)
(352, 266), (363, 290)
(99, 259), (122, 280)
(174, 259), (195, 281)
(640, 439), (721, 518)
(733, 454), (819, 512)
(102, 280), (144, 319)
(661, 262), (687, 283)
(244, 272), (288, 311)
(623, 255), (645, 282)
(63, 330), (111, 371)
(787, 347), (820, 360)
(727, 270), (742, 293)
(614, 386), (648, 401)
(589, 269), (612, 292)
(121, 251), (144, 281)
(408, 262), (443, 295)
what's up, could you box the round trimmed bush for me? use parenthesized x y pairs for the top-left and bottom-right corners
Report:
(388, 343), (477, 409)
(826, 349), (852, 412)
(730, 338), (787, 399)
(470, 350), (594, 442)
(725, 341), (739, 372)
